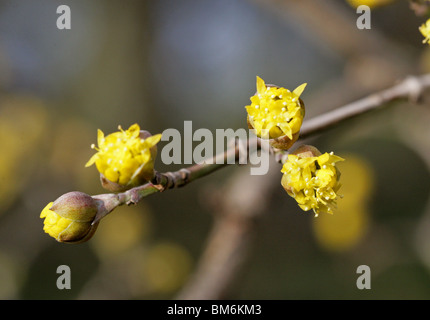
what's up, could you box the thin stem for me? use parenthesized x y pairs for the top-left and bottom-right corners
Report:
(299, 74), (430, 138)
(129, 138), (259, 199)
(92, 139), (259, 223)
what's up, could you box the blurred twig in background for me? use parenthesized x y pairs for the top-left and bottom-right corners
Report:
(300, 74), (430, 138)
(177, 161), (279, 299)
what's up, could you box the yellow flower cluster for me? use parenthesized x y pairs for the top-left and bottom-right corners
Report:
(245, 76), (306, 141)
(420, 19), (430, 45)
(281, 150), (344, 217)
(40, 75), (347, 246)
(85, 124), (162, 188)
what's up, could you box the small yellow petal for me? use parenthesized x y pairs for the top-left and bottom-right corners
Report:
(40, 202), (54, 218)
(144, 133), (162, 147)
(97, 129), (105, 147)
(128, 124), (141, 137)
(85, 154), (99, 167)
(293, 83), (307, 97)
(256, 76), (266, 95)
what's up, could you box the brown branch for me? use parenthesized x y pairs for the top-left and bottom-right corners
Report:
(92, 139), (261, 224)
(93, 73), (430, 225)
(299, 74), (430, 139)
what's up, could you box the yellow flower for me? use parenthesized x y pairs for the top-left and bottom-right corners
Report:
(245, 76), (306, 148)
(281, 146), (344, 217)
(40, 192), (99, 243)
(85, 124), (162, 190)
(346, 0), (394, 9)
(420, 19), (430, 45)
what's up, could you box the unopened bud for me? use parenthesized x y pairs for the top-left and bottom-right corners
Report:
(291, 144), (322, 158)
(40, 191), (100, 243)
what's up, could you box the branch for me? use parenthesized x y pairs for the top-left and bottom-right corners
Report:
(91, 74), (430, 225)
(91, 139), (261, 224)
(299, 74), (430, 139)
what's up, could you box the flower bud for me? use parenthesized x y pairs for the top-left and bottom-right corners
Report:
(40, 191), (100, 243)
(420, 18), (430, 45)
(281, 145), (344, 217)
(245, 76), (306, 150)
(291, 144), (322, 158)
(85, 124), (162, 192)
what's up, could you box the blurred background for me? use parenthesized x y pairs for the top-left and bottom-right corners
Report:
(0, 0), (430, 299)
